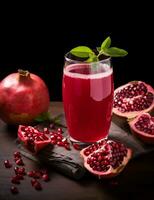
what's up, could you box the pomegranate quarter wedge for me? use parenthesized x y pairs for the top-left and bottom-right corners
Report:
(129, 113), (154, 143)
(113, 81), (154, 118)
(18, 125), (51, 153)
(80, 140), (132, 178)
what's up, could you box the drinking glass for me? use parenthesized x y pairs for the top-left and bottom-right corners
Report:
(62, 53), (114, 144)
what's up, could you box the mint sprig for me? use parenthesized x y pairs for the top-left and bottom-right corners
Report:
(70, 36), (128, 62)
(34, 112), (66, 127)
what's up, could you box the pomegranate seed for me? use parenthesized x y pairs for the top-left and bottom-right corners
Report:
(50, 135), (56, 140)
(97, 156), (102, 161)
(51, 139), (57, 145)
(4, 160), (12, 168)
(14, 167), (19, 174)
(44, 127), (49, 134)
(33, 181), (42, 190)
(33, 171), (41, 179)
(57, 141), (64, 146)
(42, 174), (49, 182)
(16, 158), (24, 166)
(14, 151), (21, 158)
(57, 135), (62, 141)
(31, 178), (37, 186)
(18, 167), (26, 175)
(14, 157), (20, 162)
(27, 171), (35, 177)
(57, 128), (62, 134)
(10, 186), (19, 194)
(64, 143), (71, 150)
(84, 150), (90, 156)
(73, 143), (80, 150)
(33, 129), (39, 134)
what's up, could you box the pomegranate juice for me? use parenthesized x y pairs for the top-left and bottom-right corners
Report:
(63, 63), (114, 143)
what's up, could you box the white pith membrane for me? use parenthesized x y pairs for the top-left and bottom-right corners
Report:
(113, 81), (154, 118)
(129, 113), (154, 138)
(80, 140), (132, 178)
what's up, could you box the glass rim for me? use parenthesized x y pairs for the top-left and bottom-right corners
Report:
(64, 52), (111, 64)
(64, 63), (113, 79)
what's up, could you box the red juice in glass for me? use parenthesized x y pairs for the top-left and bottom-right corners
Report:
(63, 61), (114, 143)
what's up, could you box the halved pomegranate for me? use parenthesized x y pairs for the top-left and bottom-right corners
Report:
(129, 113), (154, 143)
(113, 81), (154, 118)
(18, 125), (51, 153)
(80, 139), (132, 178)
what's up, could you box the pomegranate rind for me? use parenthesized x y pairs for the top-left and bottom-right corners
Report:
(129, 113), (154, 143)
(18, 125), (51, 153)
(113, 81), (154, 119)
(80, 140), (132, 178)
(0, 71), (50, 125)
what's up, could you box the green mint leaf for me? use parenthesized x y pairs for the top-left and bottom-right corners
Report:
(86, 54), (99, 63)
(96, 47), (101, 52)
(102, 47), (128, 57)
(35, 112), (51, 122)
(101, 36), (111, 50)
(70, 46), (94, 58)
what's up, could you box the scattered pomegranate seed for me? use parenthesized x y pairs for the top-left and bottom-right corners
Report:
(4, 160), (12, 168)
(18, 167), (26, 175)
(14, 151), (21, 158)
(33, 171), (41, 179)
(15, 158), (24, 166)
(57, 141), (64, 146)
(31, 178), (37, 186)
(10, 186), (19, 194)
(14, 167), (19, 174)
(33, 181), (42, 190)
(3, 150), (52, 194)
(42, 174), (49, 182)
(73, 143), (81, 150)
(27, 171), (35, 177)
(64, 143), (71, 150)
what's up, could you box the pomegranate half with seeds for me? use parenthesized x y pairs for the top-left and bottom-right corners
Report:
(129, 113), (154, 143)
(80, 139), (132, 178)
(18, 125), (51, 153)
(113, 81), (154, 118)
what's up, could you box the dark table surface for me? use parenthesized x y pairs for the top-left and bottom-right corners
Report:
(0, 102), (154, 200)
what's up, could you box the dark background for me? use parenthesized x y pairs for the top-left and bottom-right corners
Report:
(0, 3), (153, 101)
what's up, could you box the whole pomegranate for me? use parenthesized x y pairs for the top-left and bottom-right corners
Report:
(0, 69), (50, 124)
(113, 81), (154, 118)
(80, 139), (132, 178)
(129, 113), (154, 143)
